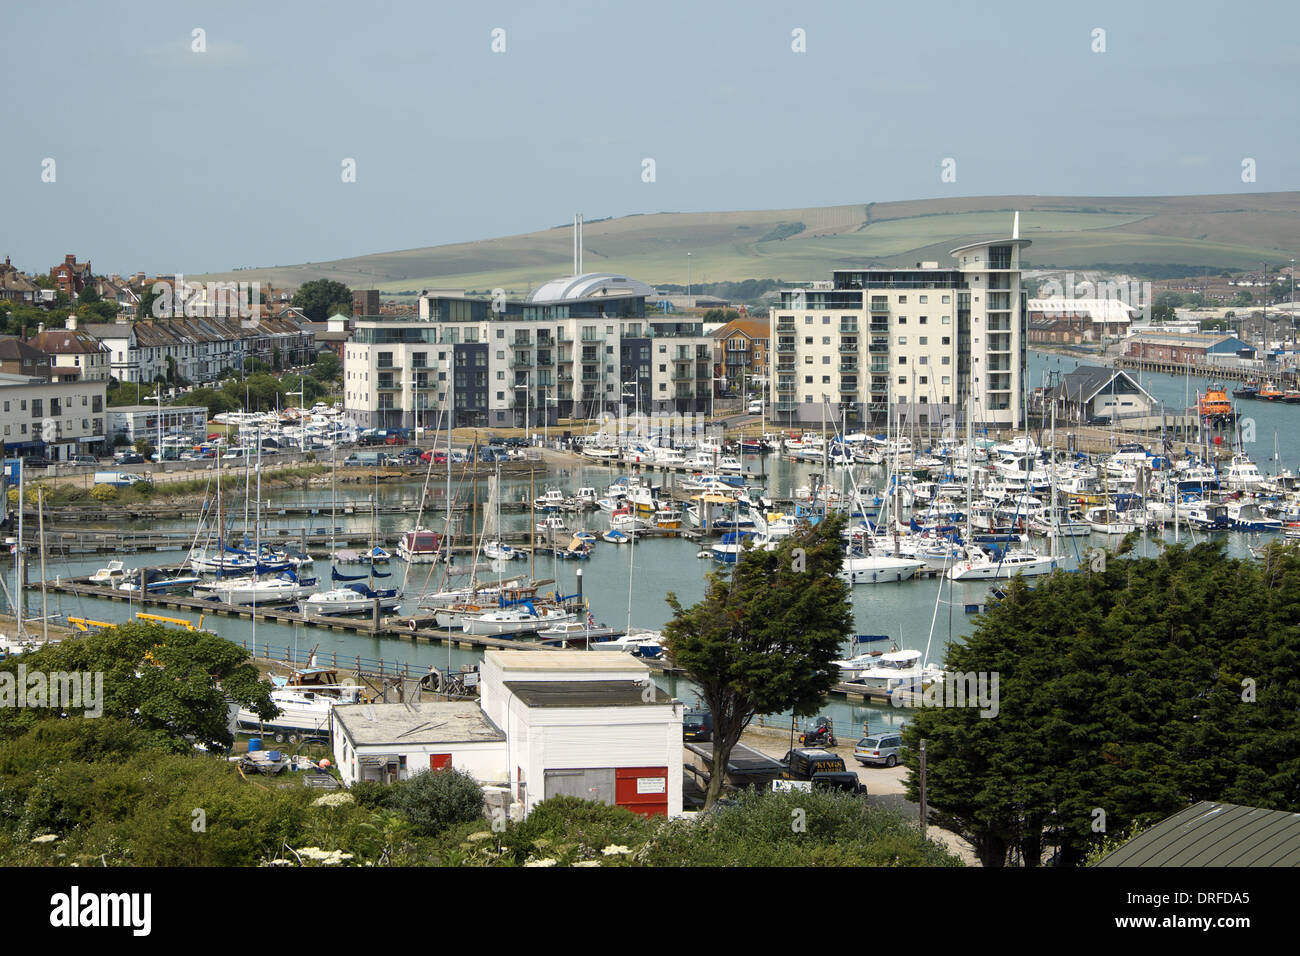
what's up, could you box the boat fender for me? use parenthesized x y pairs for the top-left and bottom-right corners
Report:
(409, 619), (418, 632)
(275, 733), (285, 743)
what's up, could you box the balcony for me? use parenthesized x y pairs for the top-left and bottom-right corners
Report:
(868, 343), (888, 354)
(776, 339), (796, 353)
(839, 364), (858, 375)
(837, 343), (858, 353)
(775, 401), (798, 413)
(777, 318), (795, 331)
(777, 379), (796, 393)
(510, 357), (534, 369)
(557, 372), (574, 383)
(839, 321), (859, 333)
(870, 299), (889, 313)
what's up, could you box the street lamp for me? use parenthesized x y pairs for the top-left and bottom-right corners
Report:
(513, 382), (530, 441)
(142, 390), (163, 462)
(286, 387), (304, 452)
(686, 252), (692, 306)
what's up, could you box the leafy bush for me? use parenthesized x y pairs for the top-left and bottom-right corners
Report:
(386, 768), (485, 837)
(89, 484), (118, 502)
(643, 788), (961, 866)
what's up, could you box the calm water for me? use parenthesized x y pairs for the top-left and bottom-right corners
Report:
(8, 372), (1281, 736)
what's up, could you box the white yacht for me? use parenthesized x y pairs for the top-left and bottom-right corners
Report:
(844, 649), (944, 692)
(946, 547), (1057, 581)
(838, 553), (926, 585)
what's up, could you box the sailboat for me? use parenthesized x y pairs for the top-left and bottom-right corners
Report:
(303, 456), (400, 616)
(481, 467), (522, 561)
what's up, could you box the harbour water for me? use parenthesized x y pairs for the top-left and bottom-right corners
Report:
(7, 351), (1281, 738)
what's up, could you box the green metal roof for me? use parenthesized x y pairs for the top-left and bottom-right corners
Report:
(1096, 801), (1300, 867)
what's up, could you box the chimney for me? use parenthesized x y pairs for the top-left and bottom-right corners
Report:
(37, 322), (45, 335)
(65, 254), (76, 266)
(66, 315), (78, 331)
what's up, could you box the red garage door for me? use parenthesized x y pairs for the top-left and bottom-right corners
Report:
(615, 767), (668, 817)
(429, 753), (451, 770)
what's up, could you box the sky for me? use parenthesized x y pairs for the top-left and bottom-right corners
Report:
(3, 0), (1298, 276)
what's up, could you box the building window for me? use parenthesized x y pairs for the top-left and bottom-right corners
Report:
(919, 337), (927, 345)
(898, 357), (907, 365)
(898, 376), (906, 384)
(822, 336), (830, 345)
(919, 295), (928, 304)
(898, 296), (907, 304)
(942, 316), (951, 325)
(804, 375), (813, 384)
(942, 356), (951, 365)
(822, 375), (830, 383)
(898, 317), (907, 325)
(897, 337), (906, 345)
(942, 337), (950, 345)
(942, 376), (951, 385)
(822, 356), (830, 365)
(942, 295), (951, 304)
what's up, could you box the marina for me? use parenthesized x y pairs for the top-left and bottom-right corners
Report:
(5, 351), (1284, 734)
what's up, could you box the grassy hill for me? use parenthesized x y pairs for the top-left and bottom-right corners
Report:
(197, 193), (1300, 297)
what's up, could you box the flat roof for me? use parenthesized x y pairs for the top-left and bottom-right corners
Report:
(504, 680), (675, 708)
(333, 701), (504, 746)
(485, 649), (649, 673)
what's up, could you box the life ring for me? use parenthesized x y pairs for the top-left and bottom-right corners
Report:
(408, 619), (418, 632)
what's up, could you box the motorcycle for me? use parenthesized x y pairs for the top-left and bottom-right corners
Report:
(798, 717), (836, 748)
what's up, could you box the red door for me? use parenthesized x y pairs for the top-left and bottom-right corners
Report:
(614, 767), (669, 817)
(429, 753), (451, 770)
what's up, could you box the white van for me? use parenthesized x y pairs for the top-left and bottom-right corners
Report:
(747, 400), (764, 415)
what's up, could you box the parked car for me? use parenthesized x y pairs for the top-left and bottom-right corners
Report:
(854, 732), (904, 768)
(71, 455), (99, 466)
(114, 453), (145, 465)
(19, 456), (52, 469)
(683, 709), (714, 742)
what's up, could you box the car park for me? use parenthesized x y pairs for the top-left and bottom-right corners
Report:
(854, 732), (904, 768)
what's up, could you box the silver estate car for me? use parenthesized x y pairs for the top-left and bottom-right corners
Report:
(854, 733), (904, 768)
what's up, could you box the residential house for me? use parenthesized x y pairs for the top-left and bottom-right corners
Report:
(50, 254), (93, 298)
(28, 316), (111, 383)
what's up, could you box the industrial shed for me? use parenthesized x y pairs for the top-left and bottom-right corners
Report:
(1095, 801), (1300, 867)
(331, 650), (686, 819)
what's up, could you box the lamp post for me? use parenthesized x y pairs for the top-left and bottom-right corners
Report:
(686, 252), (692, 306)
(513, 382), (530, 442)
(286, 387), (304, 452)
(143, 390), (163, 463)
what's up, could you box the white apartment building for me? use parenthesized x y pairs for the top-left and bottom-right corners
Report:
(770, 234), (1030, 430)
(346, 272), (711, 430)
(0, 373), (108, 460)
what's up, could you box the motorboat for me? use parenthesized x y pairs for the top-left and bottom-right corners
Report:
(844, 649), (944, 691)
(602, 529), (631, 544)
(1084, 506), (1138, 535)
(946, 546), (1057, 580)
(838, 552), (926, 585)
(396, 529), (442, 563)
(89, 560), (126, 586)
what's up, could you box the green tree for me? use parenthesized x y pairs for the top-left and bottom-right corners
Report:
(292, 279), (353, 322)
(313, 351), (342, 382)
(138, 286), (162, 318)
(905, 543), (1300, 867)
(0, 621), (277, 752)
(77, 284), (101, 304)
(1232, 290), (1254, 307)
(134, 438), (154, 458)
(664, 513), (853, 808)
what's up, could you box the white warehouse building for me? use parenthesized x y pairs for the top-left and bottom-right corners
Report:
(330, 649), (685, 819)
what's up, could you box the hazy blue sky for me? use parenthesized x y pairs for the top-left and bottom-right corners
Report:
(3, 0), (1297, 275)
